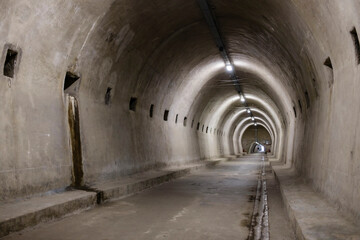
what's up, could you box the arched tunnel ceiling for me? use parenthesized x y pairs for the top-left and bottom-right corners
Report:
(75, 0), (319, 136)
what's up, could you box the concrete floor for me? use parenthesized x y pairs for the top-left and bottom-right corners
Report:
(3, 156), (295, 240)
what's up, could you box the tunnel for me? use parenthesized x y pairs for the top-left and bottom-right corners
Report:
(0, 0), (360, 239)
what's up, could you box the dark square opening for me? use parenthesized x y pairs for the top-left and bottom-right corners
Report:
(105, 87), (112, 105)
(64, 72), (80, 91)
(324, 57), (333, 69)
(164, 110), (169, 121)
(149, 104), (154, 118)
(129, 97), (137, 111)
(350, 27), (360, 64)
(4, 49), (18, 78)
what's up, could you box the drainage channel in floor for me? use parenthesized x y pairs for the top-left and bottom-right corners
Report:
(247, 155), (270, 240)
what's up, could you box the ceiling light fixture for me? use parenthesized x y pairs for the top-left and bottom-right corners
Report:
(240, 95), (245, 102)
(226, 64), (233, 72)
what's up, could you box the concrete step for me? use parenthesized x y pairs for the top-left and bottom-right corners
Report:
(272, 166), (360, 240)
(93, 159), (223, 202)
(0, 158), (224, 238)
(0, 190), (97, 238)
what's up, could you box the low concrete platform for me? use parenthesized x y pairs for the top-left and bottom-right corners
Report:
(1, 157), (264, 240)
(0, 158), (225, 238)
(93, 159), (223, 202)
(0, 190), (97, 238)
(273, 166), (360, 240)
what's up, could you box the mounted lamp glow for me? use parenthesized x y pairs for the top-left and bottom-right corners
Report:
(240, 95), (245, 102)
(247, 108), (251, 113)
(226, 64), (233, 72)
(251, 117), (255, 121)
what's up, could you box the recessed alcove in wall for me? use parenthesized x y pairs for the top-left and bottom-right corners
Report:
(324, 57), (334, 87)
(63, 71), (80, 96)
(105, 88), (112, 105)
(197, 122), (200, 130)
(350, 27), (360, 64)
(164, 110), (169, 121)
(3, 48), (18, 78)
(183, 117), (187, 127)
(175, 114), (178, 123)
(149, 104), (154, 118)
(129, 97), (137, 111)
(293, 106), (297, 118)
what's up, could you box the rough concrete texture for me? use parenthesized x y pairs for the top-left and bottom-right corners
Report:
(0, 159), (223, 237)
(273, 166), (360, 240)
(0, 190), (97, 238)
(93, 159), (223, 202)
(3, 156), (295, 240)
(0, 0), (359, 238)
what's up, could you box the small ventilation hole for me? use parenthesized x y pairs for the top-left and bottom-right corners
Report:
(197, 122), (200, 130)
(64, 72), (80, 91)
(324, 57), (333, 69)
(293, 106), (297, 118)
(175, 114), (178, 123)
(350, 27), (360, 64)
(129, 97), (137, 111)
(183, 117), (187, 127)
(105, 87), (112, 105)
(149, 104), (154, 118)
(206, 126), (208, 133)
(3, 49), (18, 78)
(164, 110), (169, 121)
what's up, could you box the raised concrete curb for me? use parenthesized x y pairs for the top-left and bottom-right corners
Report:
(0, 158), (225, 238)
(93, 158), (224, 202)
(0, 190), (97, 238)
(272, 165), (360, 240)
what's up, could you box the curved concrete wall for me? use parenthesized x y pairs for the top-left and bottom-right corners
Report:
(0, 0), (359, 222)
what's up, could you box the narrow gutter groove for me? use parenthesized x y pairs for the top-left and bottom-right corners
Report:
(248, 155), (270, 240)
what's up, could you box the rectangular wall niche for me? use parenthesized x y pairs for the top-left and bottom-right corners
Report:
(350, 27), (360, 64)
(149, 104), (154, 118)
(324, 57), (334, 87)
(105, 87), (112, 105)
(164, 110), (169, 121)
(129, 97), (137, 111)
(64, 72), (80, 96)
(64, 72), (80, 90)
(3, 49), (18, 78)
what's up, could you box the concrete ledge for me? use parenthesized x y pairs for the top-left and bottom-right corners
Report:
(0, 158), (224, 238)
(272, 165), (360, 240)
(0, 190), (97, 238)
(93, 159), (223, 202)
